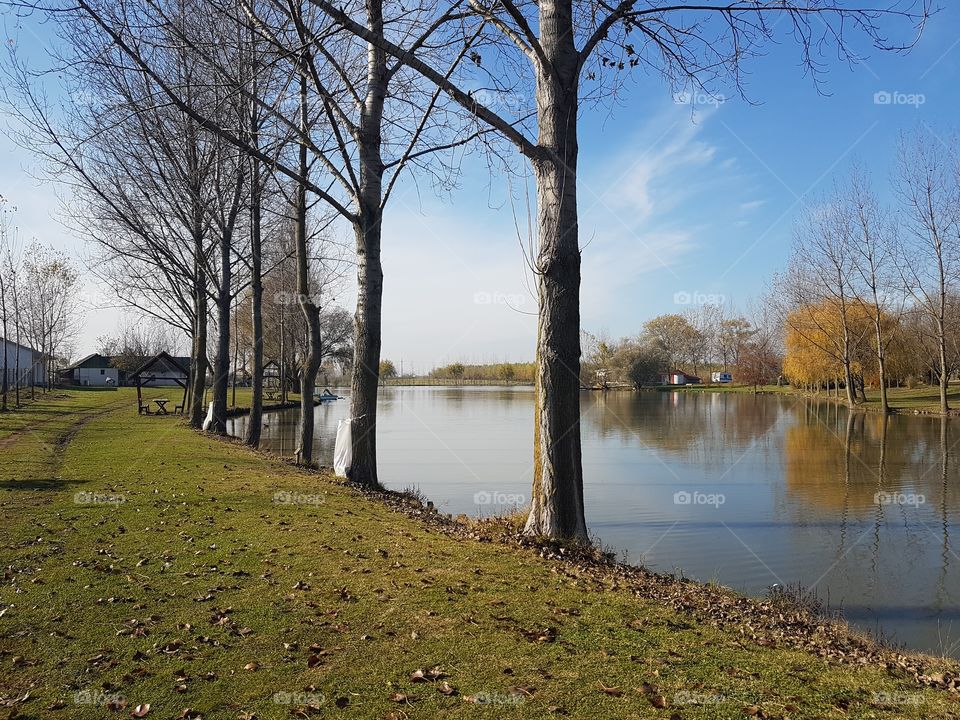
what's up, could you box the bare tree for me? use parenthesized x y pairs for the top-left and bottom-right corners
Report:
(894, 127), (960, 414)
(19, 242), (80, 386)
(783, 194), (868, 405)
(0, 196), (15, 409)
(846, 167), (901, 413)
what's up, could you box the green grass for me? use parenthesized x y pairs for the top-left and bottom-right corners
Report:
(1, 388), (959, 718)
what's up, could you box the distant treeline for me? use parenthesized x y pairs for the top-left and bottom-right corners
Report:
(428, 362), (536, 383)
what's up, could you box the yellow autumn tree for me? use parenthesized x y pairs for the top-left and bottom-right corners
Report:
(783, 299), (877, 389)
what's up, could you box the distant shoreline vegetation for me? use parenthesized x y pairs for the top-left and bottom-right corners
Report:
(379, 361), (536, 385)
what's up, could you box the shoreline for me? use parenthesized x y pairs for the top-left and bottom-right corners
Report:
(241, 431), (959, 681)
(267, 443), (960, 694)
(650, 383), (960, 417)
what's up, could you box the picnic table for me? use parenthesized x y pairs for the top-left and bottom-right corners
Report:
(153, 398), (170, 415)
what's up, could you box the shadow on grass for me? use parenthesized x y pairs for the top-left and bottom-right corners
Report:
(0, 477), (83, 491)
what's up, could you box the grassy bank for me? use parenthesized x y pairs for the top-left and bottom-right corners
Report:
(2, 389), (959, 719)
(666, 382), (960, 414)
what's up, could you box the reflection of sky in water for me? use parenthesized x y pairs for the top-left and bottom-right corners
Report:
(229, 387), (960, 657)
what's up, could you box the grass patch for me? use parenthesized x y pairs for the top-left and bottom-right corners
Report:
(1, 389), (959, 718)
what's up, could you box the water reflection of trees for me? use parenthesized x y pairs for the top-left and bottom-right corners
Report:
(783, 399), (960, 513)
(583, 391), (782, 457)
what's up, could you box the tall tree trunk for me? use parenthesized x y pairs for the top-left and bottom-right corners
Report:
(294, 64), (323, 465)
(245, 156), (264, 447)
(211, 230), (231, 434)
(523, 0), (588, 542)
(348, 0), (386, 488)
(231, 294), (238, 408)
(189, 248), (208, 428)
(1, 282), (8, 411)
(938, 328), (950, 414)
(13, 296), (20, 407)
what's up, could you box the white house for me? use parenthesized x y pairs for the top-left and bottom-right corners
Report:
(660, 369), (702, 386)
(62, 353), (119, 387)
(0, 338), (46, 388)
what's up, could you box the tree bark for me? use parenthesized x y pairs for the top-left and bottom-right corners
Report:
(211, 228), (231, 434)
(523, 0), (588, 542)
(189, 239), (208, 428)
(1, 279), (8, 411)
(348, 0), (386, 488)
(938, 324), (950, 414)
(245, 155), (264, 447)
(294, 64), (323, 465)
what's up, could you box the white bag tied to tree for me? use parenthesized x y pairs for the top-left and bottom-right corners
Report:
(333, 418), (352, 477)
(202, 402), (215, 431)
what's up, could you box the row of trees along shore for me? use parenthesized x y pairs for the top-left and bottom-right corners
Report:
(777, 128), (960, 416)
(3, 0), (932, 541)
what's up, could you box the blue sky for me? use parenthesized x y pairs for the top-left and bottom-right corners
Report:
(2, 4), (959, 368)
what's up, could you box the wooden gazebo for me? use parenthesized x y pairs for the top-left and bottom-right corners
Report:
(263, 360), (280, 387)
(132, 351), (190, 415)
(263, 359), (282, 401)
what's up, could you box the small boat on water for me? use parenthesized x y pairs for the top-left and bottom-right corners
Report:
(315, 388), (342, 402)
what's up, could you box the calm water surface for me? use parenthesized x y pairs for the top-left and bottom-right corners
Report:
(229, 386), (960, 656)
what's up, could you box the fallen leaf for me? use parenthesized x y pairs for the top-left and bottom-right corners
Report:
(597, 682), (623, 697)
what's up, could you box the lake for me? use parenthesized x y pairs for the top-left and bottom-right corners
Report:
(228, 386), (960, 657)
